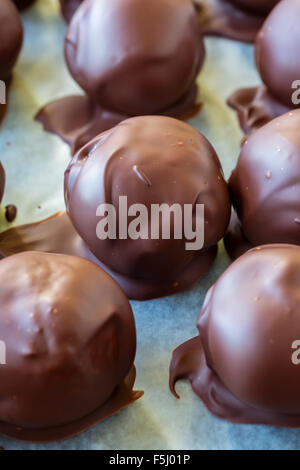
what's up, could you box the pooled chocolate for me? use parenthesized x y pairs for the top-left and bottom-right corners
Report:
(0, 251), (142, 442)
(59, 0), (83, 22)
(0, 117), (231, 300)
(225, 110), (300, 260)
(228, 0), (300, 134)
(193, 0), (278, 44)
(170, 244), (300, 427)
(36, 0), (205, 154)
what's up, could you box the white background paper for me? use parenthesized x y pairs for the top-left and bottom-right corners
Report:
(1, 0), (299, 450)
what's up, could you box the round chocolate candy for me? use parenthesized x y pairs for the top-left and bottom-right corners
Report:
(0, 251), (138, 441)
(256, 0), (300, 108)
(170, 244), (300, 426)
(65, 0), (204, 116)
(64, 115), (231, 300)
(227, 110), (300, 254)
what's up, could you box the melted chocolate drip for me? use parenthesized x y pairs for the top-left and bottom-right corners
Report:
(35, 86), (201, 155)
(227, 86), (291, 135)
(194, 0), (271, 43)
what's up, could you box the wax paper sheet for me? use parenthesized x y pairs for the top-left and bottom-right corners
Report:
(1, 0), (299, 451)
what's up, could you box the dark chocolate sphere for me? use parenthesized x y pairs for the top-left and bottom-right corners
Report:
(230, 0), (279, 14)
(198, 244), (300, 414)
(230, 110), (300, 246)
(59, 0), (83, 22)
(0, 252), (136, 431)
(65, 116), (230, 294)
(65, 0), (204, 115)
(256, 0), (300, 108)
(0, 0), (23, 81)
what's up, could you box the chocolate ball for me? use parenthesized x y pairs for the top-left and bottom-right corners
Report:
(201, 244), (300, 416)
(65, 116), (230, 299)
(171, 244), (300, 425)
(59, 0), (83, 22)
(229, 110), (300, 246)
(230, 0), (279, 14)
(256, 0), (300, 108)
(65, 0), (204, 116)
(0, 251), (136, 440)
(0, 0), (23, 81)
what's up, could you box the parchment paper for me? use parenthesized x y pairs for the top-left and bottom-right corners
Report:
(1, 0), (299, 450)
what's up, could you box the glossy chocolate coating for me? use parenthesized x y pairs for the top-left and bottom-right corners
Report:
(65, 116), (230, 298)
(0, 251), (138, 440)
(59, 0), (83, 22)
(0, 0), (23, 81)
(65, 0), (204, 116)
(229, 110), (300, 248)
(256, 0), (300, 108)
(170, 244), (300, 426)
(230, 0), (278, 13)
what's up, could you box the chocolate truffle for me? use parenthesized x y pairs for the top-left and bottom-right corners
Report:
(228, 0), (300, 134)
(36, 0), (204, 154)
(64, 116), (231, 299)
(0, 0), (23, 82)
(59, 0), (83, 22)
(170, 244), (300, 426)
(193, 0), (278, 44)
(0, 251), (142, 442)
(225, 110), (300, 260)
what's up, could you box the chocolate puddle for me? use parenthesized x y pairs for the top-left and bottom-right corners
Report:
(227, 86), (291, 135)
(0, 212), (218, 300)
(194, 0), (266, 43)
(0, 366), (143, 443)
(36, 85), (202, 155)
(170, 330), (300, 427)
